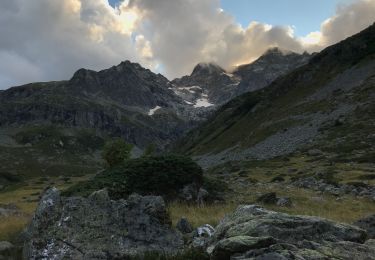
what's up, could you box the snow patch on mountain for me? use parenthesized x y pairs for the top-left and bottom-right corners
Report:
(194, 97), (214, 108)
(148, 106), (161, 116)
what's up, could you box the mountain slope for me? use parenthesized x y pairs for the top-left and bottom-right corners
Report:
(0, 61), (195, 149)
(234, 48), (311, 95)
(175, 23), (375, 168)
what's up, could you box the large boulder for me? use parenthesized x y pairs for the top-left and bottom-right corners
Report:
(208, 205), (375, 260)
(23, 188), (183, 259)
(176, 217), (193, 234)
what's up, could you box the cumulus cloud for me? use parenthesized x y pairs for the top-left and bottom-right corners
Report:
(320, 0), (375, 45)
(0, 0), (374, 89)
(126, 0), (306, 76)
(302, 0), (375, 51)
(0, 0), (145, 88)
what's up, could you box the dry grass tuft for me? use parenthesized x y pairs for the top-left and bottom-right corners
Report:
(168, 202), (236, 228)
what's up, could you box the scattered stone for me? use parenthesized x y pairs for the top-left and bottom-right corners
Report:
(293, 177), (375, 198)
(257, 192), (278, 204)
(23, 188), (184, 259)
(192, 224), (216, 249)
(307, 149), (323, 156)
(179, 184), (210, 204)
(0, 203), (23, 217)
(197, 224), (215, 238)
(176, 217), (193, 234)
(197, 188), (209, 205)
(276, 197), (293, 207)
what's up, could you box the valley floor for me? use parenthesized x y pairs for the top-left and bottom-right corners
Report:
(2, 152), (375, 244)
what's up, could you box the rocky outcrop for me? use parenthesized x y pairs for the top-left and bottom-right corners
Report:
(207, 205), (375, 260)
(293, 176), (375, 200)
(23, 188), (184, 259)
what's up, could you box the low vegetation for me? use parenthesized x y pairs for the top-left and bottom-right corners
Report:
(63, 155), (204, 200)
(102, 138), (133, 168)
(0, 174), (93, 243)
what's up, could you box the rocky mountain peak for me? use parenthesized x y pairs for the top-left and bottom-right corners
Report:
(70, 68), (96, 83)
(191, 62), (225, 77)
(262, 47), (291, 56)
(171, 49), (312, 106)
(57, 60), (189, 116)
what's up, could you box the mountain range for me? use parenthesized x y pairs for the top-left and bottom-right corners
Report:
(0, 23), (374, 179)
(176, 23), (375, 168)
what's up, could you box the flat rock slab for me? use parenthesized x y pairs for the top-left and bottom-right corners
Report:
(209, 205), (375, 260)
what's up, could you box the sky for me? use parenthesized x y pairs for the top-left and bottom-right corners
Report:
(109, 0), (352, 36)
(0, 0), (374, 89)
(220, 0), (353, 36)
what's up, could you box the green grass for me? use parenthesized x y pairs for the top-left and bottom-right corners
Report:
(0, 174), (93, 243)
(168, 186), (375, 228)
(168, 202), (235, 228)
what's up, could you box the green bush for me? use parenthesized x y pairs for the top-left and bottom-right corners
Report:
(142, 143), (156, 157)
(63, 155), (204, 200)
(102, 138), (133, 168)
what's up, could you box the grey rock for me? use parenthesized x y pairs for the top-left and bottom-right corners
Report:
(196, 224), (215, 238)
(257, 192), (278, 204)
(208, 205), (373, 259)
(197, 188), (209, 205)
(179, 183), (198, 202)
(211, 236), (276, 260)
(179, 184), (210, 204)
(192, 224), (216, 249)
(0, 203), (23, 217)
(176, 217), (193, 234)
(307, 149), (323, 156)
(276, 197), (293, 207)
(23, 188), (183, 259)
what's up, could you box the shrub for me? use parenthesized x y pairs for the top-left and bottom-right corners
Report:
(142, 143), (156, 157)
(102, 138), (133, 168)
(64, 155), (204, 200)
